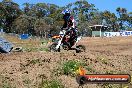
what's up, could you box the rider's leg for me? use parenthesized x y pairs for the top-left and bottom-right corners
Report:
(72, 28), (82, 48)
(55, 30), (66, 49)
(73, 28), (78, 41)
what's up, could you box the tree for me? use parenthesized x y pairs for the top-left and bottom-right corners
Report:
(11, 15), (36, 34)
(77, 21), (92, 36)
(1, 0), (131, 36)
(66, 3), (72, 9)
(127, 12), (132, 28)
(23, 3), (30, 14)
(34, 18), (50, 37)
(0, 0), (22, 32)
(116, 7), (128, 30)
(48, 4), (59, 14)
(102, 10), (118, 31)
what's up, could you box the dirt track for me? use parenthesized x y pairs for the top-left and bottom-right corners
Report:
(0, 36), (132, 88)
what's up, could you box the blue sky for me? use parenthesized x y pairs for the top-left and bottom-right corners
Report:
(1, 0), (132, 14)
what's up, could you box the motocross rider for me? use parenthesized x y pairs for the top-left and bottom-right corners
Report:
(61, 9), (77, 36)
(55, 9), (78, 50)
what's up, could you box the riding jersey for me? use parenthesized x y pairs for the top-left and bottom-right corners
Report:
(62, 13), (76, 29)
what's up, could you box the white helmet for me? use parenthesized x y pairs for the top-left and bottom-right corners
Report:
(61, 9), (71, 15)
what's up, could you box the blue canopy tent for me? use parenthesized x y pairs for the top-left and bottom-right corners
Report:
(19, 34), (29, 39)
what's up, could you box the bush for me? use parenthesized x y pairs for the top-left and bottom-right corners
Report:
(61, 60), (84, 76)
(53, 60), (87, 77)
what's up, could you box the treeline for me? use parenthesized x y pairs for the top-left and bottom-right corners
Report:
(0, 0), (132, 37)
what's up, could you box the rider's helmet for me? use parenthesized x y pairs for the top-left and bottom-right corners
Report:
(61, 9), (71, 15)
(61, 9), (71, 22)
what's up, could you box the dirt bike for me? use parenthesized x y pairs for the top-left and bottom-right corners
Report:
(49, 28), (86, 53)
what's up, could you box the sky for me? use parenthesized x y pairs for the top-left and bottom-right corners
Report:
(1, 0), (132, 14)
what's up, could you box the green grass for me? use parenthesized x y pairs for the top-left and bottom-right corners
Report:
(105, 70), (116, 74)
(85, 65), (95, 73)
(97, 55), (109, 65)
(0, 75), (16, 88)
(39, 48), (49, 52)
(39, 79), (64, 88)
(41, 39), (50, 45)
(23, 78), (32, 88)
(54, 60), (86, 77)
(62, 60), (83, 76)
(23, 78), (31, 84)
(20, 58), (40, 71)
(23, 47), (39, 52)
(26, 59), (40, 66)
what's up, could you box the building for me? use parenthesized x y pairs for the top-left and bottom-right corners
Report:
(89, 25), (108, 37)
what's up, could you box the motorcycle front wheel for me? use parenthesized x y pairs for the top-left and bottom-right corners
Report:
(49, 43), (60, 52)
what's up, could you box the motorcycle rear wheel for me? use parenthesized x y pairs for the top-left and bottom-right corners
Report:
(76, 45), (86, 53)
